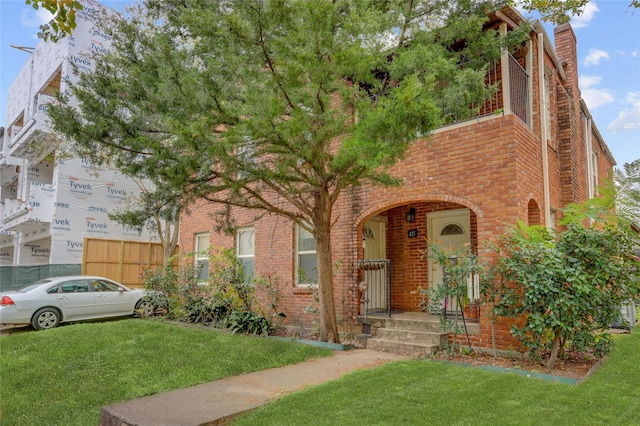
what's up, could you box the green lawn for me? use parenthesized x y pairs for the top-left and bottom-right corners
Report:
(3, 320), (639, 426)
(233, 327), (640, 425)
(0, 319), (332, 426)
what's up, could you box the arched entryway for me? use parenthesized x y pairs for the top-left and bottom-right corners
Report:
(359, 201), (478, 316)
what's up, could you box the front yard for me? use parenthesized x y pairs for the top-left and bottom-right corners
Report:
(0, 319), (331, 425)
(232, 327), (640, 425)
(1, 318), (638, 425)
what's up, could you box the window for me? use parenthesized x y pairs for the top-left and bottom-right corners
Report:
(61, 280), (90, 293)
(195, 233), (210, 282)
(440, 223), (464, 236)
(591, 150), (599, 197)
(92, 280), (121, 292)
(296, 224), (317, 285)
(237, 227), (255, 281)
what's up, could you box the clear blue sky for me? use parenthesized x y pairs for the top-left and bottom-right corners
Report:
(1, 0), (638, 167)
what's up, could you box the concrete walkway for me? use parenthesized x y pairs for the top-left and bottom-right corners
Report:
(100, 349), (411, 426)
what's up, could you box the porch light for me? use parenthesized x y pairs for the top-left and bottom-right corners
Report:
(406, 208), (416, 223)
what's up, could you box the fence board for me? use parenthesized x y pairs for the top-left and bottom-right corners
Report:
(82, 238), (177, 288)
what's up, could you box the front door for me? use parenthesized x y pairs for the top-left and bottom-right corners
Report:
(364, 217), (386, 261)
(427, 209), (471, 313)
(363, 217), (387, 311)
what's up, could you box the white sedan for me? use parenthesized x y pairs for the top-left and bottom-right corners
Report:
(0, 276), (153, 330)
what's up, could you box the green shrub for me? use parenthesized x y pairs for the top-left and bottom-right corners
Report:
(485, 202), (639, 368)
(143, 249), (281, 336)
(142, 261), (185, 319)
(223, 310), (272, 336)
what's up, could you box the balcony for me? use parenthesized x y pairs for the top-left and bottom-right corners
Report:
(8, 94), (59, 163)
(0, 153), (21, 189)
(439, 53), (529, 128)
(2, 182), (55, 233)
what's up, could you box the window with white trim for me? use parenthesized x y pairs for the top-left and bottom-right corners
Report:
(296, 224), (317, 286)
(591, 150), (599, 197)
(236, 227), (255, 282)
(195, 233), (210, 282)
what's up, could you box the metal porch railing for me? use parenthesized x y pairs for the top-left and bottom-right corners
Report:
(358, 259), (391, 317)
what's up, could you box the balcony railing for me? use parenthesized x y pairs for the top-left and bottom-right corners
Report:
(509, 54), (529, 124)
(441, 53), (529, 127)
(8, 94), (59, 161)
(2, 182), (55, 232)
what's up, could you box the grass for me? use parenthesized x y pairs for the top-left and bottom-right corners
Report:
(233, 327), (640, 425)
(0, 319), (332, 426)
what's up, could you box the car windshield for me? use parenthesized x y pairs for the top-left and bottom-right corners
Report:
(18, 279), (54, 293)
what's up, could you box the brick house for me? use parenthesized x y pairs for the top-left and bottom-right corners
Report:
(180, 8), (615, 353)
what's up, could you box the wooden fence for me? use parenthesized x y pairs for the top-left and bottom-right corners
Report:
(82, 238), (178, 288)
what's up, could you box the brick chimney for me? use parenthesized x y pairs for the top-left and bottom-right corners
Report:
(554, 23), (585, 204)
(554, 23), (579, 102)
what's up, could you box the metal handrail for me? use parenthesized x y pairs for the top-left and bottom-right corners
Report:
(358, 259), (391, 317)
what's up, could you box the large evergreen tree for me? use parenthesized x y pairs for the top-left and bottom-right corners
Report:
(49, 0), (526, 343)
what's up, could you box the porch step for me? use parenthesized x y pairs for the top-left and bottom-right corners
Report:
(366, 337), (440, 356)
(365, 317), (448, 355)
(375, 328), (447, 346)
(382, 317), (444, 333)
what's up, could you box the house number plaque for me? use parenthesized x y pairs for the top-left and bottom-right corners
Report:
(408, 229), (418, 238)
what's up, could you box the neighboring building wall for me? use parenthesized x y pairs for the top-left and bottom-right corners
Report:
(50, 158), (156, 263)
(0, 1), (157, 267)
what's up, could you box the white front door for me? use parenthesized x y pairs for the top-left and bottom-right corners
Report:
(427, 209), (471, 313)
(363, 217), (387, 311)
(364, 217), (386, 261)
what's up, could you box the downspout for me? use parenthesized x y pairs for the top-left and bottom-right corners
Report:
(537, 31), (552, 228)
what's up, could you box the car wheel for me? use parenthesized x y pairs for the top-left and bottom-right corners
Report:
(32, 308), (61, 330)
(135, 299), (154, 318)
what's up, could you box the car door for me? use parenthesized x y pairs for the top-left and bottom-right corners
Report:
(91, 279), (135, 316)
(57, 279), (96, 320)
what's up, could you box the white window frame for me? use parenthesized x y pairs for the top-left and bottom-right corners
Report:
(194, 233), (210, 283)
(296, 223), (318, 286)
(591, 150), (599, 197)
(236, 227), (255, 282)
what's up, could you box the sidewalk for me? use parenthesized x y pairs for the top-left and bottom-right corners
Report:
(100, 349), (411, 426)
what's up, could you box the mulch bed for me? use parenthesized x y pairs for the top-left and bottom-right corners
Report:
(430, 349), (602, 381)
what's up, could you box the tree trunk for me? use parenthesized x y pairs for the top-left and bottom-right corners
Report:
(162, 219), (180, 268)
(547, 330), (561, 369)
(314, 201), (340, 343)
(156, 216), (180, 269)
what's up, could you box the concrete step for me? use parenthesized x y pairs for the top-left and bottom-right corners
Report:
(382, 318), (444, 333)
(366, 338), (440, 356)
(376, 328), (447, 346)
